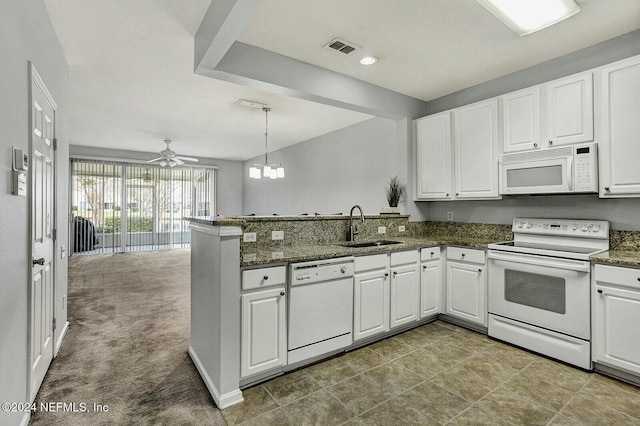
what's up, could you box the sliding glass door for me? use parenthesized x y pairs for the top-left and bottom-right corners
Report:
(70, 159), (215, 255)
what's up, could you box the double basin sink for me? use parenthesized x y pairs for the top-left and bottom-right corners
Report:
(337, 239), (404, 249)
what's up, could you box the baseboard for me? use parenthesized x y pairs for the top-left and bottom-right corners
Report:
(54, 321), (69, 357)
(188, 346), (244, 409)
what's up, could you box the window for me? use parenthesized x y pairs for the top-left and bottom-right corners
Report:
(70, 159), (215, 255)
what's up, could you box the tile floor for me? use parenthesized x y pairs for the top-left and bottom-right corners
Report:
(222, 321), (640, 425)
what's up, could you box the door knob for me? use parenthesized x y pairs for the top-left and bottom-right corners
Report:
(33, 257), (45, 266)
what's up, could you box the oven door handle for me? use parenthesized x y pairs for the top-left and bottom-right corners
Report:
(488, 251), (590, 272)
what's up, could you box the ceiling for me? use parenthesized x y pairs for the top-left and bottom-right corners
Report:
(44, 0), (640, 161)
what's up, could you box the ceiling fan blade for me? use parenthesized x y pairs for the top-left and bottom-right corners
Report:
(176, 156), (198, 162)
(147, 157), (164, 163)
(174, 158), (185, 165)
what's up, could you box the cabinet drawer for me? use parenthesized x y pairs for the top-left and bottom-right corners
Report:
(595, 264), (640, 290)
(420, 247), (440, 261)
(242, 266), (286, 291)
(447, 247), (485, 264)
(355, 253), (388, 272)
(391, 250), (419, 266)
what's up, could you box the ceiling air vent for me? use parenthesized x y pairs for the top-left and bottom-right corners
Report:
(324, 37), (359, 55)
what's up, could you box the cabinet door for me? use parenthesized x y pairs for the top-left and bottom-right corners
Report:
(421, 260), (441, 318)
(415, 112), (453, 200)
(599, 55), (640, 197)
(354, 269), (390, 340)
(544, 72), (593, 147)
(454, 99), (500, 199)
(390, 263), (420, 328)
(502, 87), (540, 153)
(241, 287), (286, 378)
(446, 261), (486, 326)
(594, 284), (640, 375)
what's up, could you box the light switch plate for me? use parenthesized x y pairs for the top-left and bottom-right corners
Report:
(272, 230), (284, 240)
(378, 226), (386, 234)
(243, 232), (257, 242)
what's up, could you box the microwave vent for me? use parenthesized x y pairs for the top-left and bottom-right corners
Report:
(500, 145), (574, 163)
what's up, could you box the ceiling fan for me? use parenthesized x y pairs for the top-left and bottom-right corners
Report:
(147, 139), (198, 167)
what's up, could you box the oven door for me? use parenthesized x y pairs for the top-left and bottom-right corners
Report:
(488, 250), (590, 339)
(500, 156), (572, 195)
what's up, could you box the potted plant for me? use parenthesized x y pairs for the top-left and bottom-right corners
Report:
(382, 176), (405, 214)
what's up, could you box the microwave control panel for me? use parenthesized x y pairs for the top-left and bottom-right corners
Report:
(574, 144), (597, 192)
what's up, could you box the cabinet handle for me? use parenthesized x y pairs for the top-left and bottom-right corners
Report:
(637, 277), (640, 282)
(533, 142), (538, 148)
(280, 291), (285, 296)
(393, 271), (397, 276)
(263, 275), (269, 280)
(478, 269), (482, 272)
(461, 253), (465, 258)
(597, 289), (603, 294)
(548, 140), (553, 145)
(423, 265), (427, 270)
(604, 187), (610, 192)
(430, 252), (435, 256)
(446, 193), (450, 197)
(384, 272), (389, 277)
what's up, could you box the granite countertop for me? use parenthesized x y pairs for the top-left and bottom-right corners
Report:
(240, 235), (500, 267)
(590, 250), (640, 268)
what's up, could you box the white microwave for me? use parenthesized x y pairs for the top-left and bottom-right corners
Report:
(499, 142), (598, 195)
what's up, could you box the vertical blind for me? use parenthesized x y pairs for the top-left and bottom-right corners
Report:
(70, 158), (215, 255)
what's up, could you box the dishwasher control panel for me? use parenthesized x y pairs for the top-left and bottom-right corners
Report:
(290, 257), (354, 285)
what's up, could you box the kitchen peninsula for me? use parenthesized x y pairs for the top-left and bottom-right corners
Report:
(186, 214), (511, 409)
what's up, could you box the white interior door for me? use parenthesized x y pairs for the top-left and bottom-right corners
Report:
(29, 64), (56, 402)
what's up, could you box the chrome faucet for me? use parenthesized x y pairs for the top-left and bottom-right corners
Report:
(347, 205), (365, 242)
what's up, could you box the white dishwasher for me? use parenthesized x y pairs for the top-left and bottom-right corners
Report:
(288, 257), (355, 366)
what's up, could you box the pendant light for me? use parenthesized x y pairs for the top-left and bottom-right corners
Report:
(249, 107), (285, 179)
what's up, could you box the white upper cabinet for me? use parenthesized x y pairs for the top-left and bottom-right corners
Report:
(544, 73), (593, 147)
(454, 99), (500, 199)
(502, 87), (541, 153)
(415, 111), (452, 199)
(598, 55), (640, 198)
(502, 72), (593, 153)
(415, 99), (500, 201)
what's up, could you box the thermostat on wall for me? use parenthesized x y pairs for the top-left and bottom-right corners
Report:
(13, 147), (28, 171)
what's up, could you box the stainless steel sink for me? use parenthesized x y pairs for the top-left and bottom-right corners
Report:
(338, 239), (404, 248)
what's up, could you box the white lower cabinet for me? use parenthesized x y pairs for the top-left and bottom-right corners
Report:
(445, 247), (487, 326)
(420, 247), (441, 318)
(390, 250), (420, 328)
(354, 254), (390, 341)
(593, 264), (640, 376)
(354, 251), (421, 340)
(241, 267), (287, 379)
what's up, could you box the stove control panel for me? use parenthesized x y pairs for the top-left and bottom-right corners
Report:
(513, 218), (609, 239)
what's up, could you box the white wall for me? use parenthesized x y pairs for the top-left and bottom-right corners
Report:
(243, 117), (400, 215)
(69, 145), (244, 216)
(0, 1), (69, 425)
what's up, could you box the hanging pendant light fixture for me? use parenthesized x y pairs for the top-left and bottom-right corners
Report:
(249, 107), (285, 179)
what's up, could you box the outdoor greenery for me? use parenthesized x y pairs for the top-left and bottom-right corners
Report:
(98, 217), (154, 233)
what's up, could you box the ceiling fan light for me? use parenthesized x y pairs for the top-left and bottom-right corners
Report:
(276, 166), (285, 178)
(160, 160), (167, 167)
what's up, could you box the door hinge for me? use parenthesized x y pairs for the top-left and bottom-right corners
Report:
(53, 318), (57, 330)
(53, 138), (57, 150)
(53, 228), (57, 241)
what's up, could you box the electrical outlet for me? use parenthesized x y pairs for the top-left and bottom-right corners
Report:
(398, 225), (406, 232)
(271, 230), (284, 240)
(378, 226), (386, 234)
(243, 232), (256, 242)
(447, 211), (454, 221)
(271, 251), (284, 259)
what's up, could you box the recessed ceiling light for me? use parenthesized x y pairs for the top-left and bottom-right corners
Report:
(477, 0), (580, 36)
(360, 56), (378, 65)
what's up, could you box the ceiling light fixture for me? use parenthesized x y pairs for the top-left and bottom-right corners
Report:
(477, 0), (580, 36)
(249, 107), (284, 180)
(360, 56), (378, 65)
